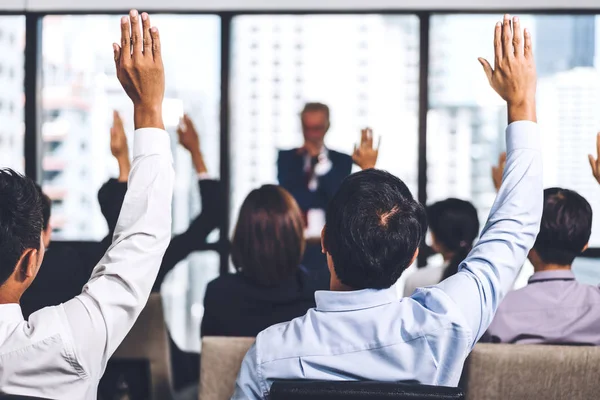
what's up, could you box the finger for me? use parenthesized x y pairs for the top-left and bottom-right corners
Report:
(589, 155), (598, 178)
(361, 128), (368, 147)
(376, 136), (382, 151)
(499, 152), (507, 165)
(120, 16), (131, 59)
(114, 110), (122, 125)
(141, 13), (152, 56)
(502, 14), (513, 58)
(493, 21), (502, 67)
(353, 144), (358, 156)
(184, 114), (194, 129)
(478, 58), (493, 85)
(367, 128), (373, 149)
(596, 132), (600, 158)
(129, 10), (142, 56)
(113, 43), (121, 64)
(524, 28), (533, 59)
(150, 26), (162, 62)
(512, 16), (522, 57)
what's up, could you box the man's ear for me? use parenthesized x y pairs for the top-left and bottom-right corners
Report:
(16, 248), (39, 282)
(321, 226), (327, 254)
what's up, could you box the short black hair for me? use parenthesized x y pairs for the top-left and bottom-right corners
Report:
(35, 184), (51, 231)
(324, 169), (427, 289)
(0, 169), (43, 286)
(301, 102), (330, 121)
(533, 188), (592, 266)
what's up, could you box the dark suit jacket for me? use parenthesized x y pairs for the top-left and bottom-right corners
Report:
(278, 148), (353, 212)
(200, 269), (318, 337)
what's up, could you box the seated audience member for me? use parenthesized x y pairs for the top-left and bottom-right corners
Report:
(233, 15), (542, 398)
(485, 144), (600, 344)
(98, 111), (221, 292)
(201, 185), (318, 337)
(404, 199), (480, 296)
(0, 11), (174, 397)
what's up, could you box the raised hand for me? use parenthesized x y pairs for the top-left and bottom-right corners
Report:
(177, 114), (201, 153)
(113, 10), (164, 129)
(177, 114), (207, 174)
(478, 15), (537, 123)
(588, 133), (600, 185)
(352, 128), (380, 170)
(491, 152), (507, 192)
(110, 111), (129, 159)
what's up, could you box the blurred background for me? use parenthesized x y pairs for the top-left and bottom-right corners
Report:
(2, 0), (600, 354)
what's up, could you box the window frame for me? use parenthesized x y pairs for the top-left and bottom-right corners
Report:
(10, 8), (600, 272)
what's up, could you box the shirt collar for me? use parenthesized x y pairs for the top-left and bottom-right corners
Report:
(528, 270), (575, 284)
(315, 286), (399, 312)
(0, 303), (24, 322)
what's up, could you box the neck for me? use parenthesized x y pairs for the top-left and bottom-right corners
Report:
(534, 264), (572, 273)
(0, 286), (21, 305)
(441, 251), (455, 263)
(329, 276), (355, 292)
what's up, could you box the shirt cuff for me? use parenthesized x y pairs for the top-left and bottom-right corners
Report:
(506, 121), (540, 152)
(197, 172), (211, 180)
(133, 128), (173, 161)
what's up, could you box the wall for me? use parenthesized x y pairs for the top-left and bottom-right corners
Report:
(1, 0), (599, 12)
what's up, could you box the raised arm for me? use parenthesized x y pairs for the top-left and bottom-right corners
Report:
(431, 15), (542, 343)
(61, 10), (173, 377)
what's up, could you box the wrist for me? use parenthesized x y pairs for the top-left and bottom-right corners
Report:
(191, 150), (208, 174)
(117, 157), (131, 182)
(134, 104), (164, 130)
(507, 98), (536, 124)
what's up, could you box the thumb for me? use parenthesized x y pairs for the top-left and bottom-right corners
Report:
(589, 154), (597, 176)
(478, 57), (493, 85)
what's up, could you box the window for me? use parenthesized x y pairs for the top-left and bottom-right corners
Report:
(429, 15), (600, 249)
(0, 16), (24, 173)
(231, 14), (420, 219)
(41, 14), (221, 352)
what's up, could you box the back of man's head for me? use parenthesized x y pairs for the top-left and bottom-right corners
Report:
(533, 187), (592, 266)
(0, 169), (43, 286)
(35, 184), (51, 231)
(323, 169), (427, 289)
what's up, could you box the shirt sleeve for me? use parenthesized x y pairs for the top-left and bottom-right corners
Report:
(60, 127), (174, 379)
(232, 344), (265, 400)
(429, 121), (543, 344)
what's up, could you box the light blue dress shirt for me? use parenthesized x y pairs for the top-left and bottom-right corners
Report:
(232, 121), (542, 399)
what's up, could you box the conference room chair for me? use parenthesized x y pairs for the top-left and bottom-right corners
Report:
(269, 380), (464, 400)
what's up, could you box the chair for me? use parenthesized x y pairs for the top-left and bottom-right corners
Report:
(270, 380), (465, 399)
(198, 336), (255, 400)
(107, 293), (173, 400)
(461, 343), (600, 400)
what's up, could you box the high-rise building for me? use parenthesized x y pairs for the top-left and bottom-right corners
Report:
(536, 16), (596, 78)
(230, 15), (420, 218)
(0, 17), (25, 172)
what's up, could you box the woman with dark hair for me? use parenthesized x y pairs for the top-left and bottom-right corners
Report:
(200, 184), (318, 337)
(404, 198), (480, 296)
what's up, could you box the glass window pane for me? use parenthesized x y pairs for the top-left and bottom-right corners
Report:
(0, 16), (25, 173)
(41, 15), (221, 352)
(429, 14), (600, 285)
(230, 14), (420, 218)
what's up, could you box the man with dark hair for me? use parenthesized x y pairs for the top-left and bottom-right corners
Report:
(233, 15), (542, 398)
(485, 189), (598, 345)
(0, 11), (174, 398)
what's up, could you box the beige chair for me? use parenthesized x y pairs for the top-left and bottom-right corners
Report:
(462, 343), (600, 400)
(111, 293), (173, 400)
(199, 337), (255, 400)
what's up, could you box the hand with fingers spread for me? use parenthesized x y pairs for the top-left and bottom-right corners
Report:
(113, 10), (165, 129)
(478, 14), (537, 124)
(177, 114), (208, 174)
(491, 152), (507, 192)
(352, 128), (380, 170)
(588, 133), (600, 185)
(110, 110), (131, 182)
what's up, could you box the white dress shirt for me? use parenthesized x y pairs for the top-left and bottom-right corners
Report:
(0, 128), (174, 399)
(233, 121), (543, 399)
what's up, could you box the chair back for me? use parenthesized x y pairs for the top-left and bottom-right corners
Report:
(461, 343), (600, 400)
(109, 293), (172, 400)
(198, 336), (255, 400)
(270, 380), (464, 399)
